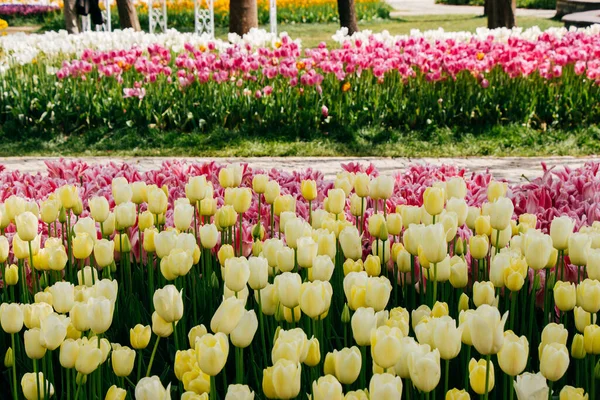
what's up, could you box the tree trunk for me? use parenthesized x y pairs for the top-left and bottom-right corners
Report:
(483, 0), (490, 16)
(116, 0), (141, 30)
(229, 0), (258, 35)
(488, 0), (516, 29)
(337, 0), (359, 35)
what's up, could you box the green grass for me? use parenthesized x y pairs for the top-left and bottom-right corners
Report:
(2, 124), (599, 157)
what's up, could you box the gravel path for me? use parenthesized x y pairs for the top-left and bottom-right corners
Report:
(1, 156), (597, 182)
(387, 0), (557, 17)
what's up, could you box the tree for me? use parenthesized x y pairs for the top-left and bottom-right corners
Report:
(116, 0), (141, 30)
(487, 0), (516, 29)
(337, 0), (359, 35)
(229, 0), (258, 35)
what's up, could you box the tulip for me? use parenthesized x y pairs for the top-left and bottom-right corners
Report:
(365, 276), (392, 311)
(21, 372), (54, 400)
(152, 312), (174, 338)
(274, 272), (302, 309)
(473, 281), (495, 307)
(224, 384), (254, 400)
(174, 203), (194, 231)
(16, 211), (38, 242)
(489, 197), (514, 232)
(59, 338), (79, 369)
(408, 345), (441, 393)
(540, 342), (570, 381)
(469, 358), (495, 395)
(152, 286), (183, 324)
(210, 296), (245, 334)
(569, 232), (592, 266)
(223, 257), (250, 293)
(550, 216), (575, 251)
(105, 385), (127, 400)
(4, 264), (18, 286)
(311, 255), (334, 281)
(559, 386), (588, 400)
(370, 325), (403, 369)
(93, 239), (114, 268)
(468, 304), (508, 355)
(199, 224), (218, 249)
(498, 331), (528, 376)
(1, 303), (23, 334)
(514, 372), (549, 400)
(423, 187), (444, 216)
(554, 281), (576, 311)
(271, 359), (301, 399)
(339, 227), (362, 260)
(574, 306), (597, 333)
(296, 236), (318, 268)
(432, 316), (463, 360)
(276, 246), (295, 273)
(487, 181), (507, 202)
(114, 202), (136, 230)
(231, 310), (258, 348)
(75, 341), (102, 375)
(577, 279), (600, 313)
(323, 347), (361, 385)
(111, 344), (136, 377)
(39, 312), (68, 350)
(88, 297), (114, 334)
(470, 235), (489, 260)
(524, 233), (553, 271)
(101, 213), (115, 236)
(135, 376), (171, 400)
(351, 307), (378, 346)
(450, 256), (468, 288)
(370, 175), (394, 200)
(584, 324), (600, 354)
(367, 373), (402, 400)
(300, 280), (333, 319)
(310, 375), (343, 400)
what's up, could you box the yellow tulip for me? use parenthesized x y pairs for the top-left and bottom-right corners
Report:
(584, 324), (600, 354)
(323, 346), (361, 385)
(487, 181), (507, 202)
(135, 376), (171, 400)
(271, 359), (301, 399)
(1, 303), (23, 334)
(468, 304), (508, 355)
(274, 272), (302, 309)
(569, 232), (592, 266)
(94, 239), (114, 268)
(370, 325), (403, 369)
(21, 372), (54, 400)
(112, 345), (136, 377)
(559, 386), (588, 400)
(497, 330), (528, 376)
(473, 281), (495, 307)
(312, 375), (343, 400)
(576, 279), (600, 313)
(299, 281), (333, 319)
(114, 202), (137, 231)
(540, 342), (570, 381)
(408, 345), (441, 393)
(105, 385), (127, 400)
(550, 216), (575, 251)
(446, 388), (470, 400)
(554, 281), (576, 311)
(75, 341), (102, 375)
(469, 358), (495, 395)
(351, 307), (377, 346)
(4, 264), (18, 285)
(423, 187), (445, 216)
(514, 372), (549, 400)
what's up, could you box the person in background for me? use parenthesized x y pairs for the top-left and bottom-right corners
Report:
(64, 0), (79, 34)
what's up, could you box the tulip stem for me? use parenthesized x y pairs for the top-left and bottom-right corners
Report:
(236, 346), (244, 384)
(270, 204), (274, 239)
(360, 197), (364, 235)
(544, 267), (551, 326)
(483, 354), (491, 400)
(495, 229), (500, 255)
(432, 263), (438, 306)
(137, 349), (143, 383)
(510, 290), (517, 332)
(592, 354), (596, 400)
(28, 240), (39, 294)
(10, 334), (17, 400)
(172, 322), (180, 351)
(146, 336), (160, 377)
(444, 358), (450, 395)
(257, 292), (269, 368)
(33, 358), (41, 400)
(548, 380), (553, 400)
(308, 200), (312, 226)
(210, 375), (217, 400)
(463, 345), (471, 390)
(410, 255), (416, 310)
(359, 345), (366, 389)
(238, 213), (243, 257)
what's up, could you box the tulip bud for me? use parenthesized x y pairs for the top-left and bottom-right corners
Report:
(458, 293), (470, 313)
(4, 264), (18, 286)
(4, 347), (13, 368)
(571, 334), (586, 359)
(101, 213), (115, 236)
(113, 233), (131, 253)
(469, 358), (495, 395)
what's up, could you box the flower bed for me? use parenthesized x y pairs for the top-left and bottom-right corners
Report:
(1, 27), (600, 139)
(0, 159), (599, 399)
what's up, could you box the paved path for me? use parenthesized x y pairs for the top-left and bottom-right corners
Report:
(388, 0), (557, 18)
(1, 157), (598, 182)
